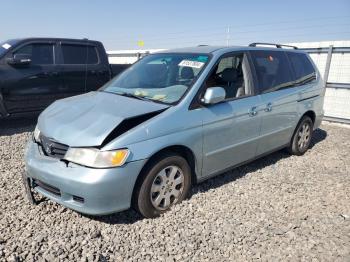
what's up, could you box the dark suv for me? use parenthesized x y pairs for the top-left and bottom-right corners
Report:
(0, 38), (112, 118)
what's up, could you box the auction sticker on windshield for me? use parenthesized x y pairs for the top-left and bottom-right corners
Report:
(178, 60), (205, 69)
(2, 43), (11, 49)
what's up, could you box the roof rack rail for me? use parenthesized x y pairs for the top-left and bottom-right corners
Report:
(249, 43), (298, 49)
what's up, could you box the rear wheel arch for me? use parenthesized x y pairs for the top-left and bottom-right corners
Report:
(293, 110), (316, 133)
(288, 110), (316, 149)
(288, 115), (313, 155)
(302, 110), (316, 124)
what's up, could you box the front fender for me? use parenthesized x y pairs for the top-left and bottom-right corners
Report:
(123, 124), (203, 177)
(0, 90), (9, 117)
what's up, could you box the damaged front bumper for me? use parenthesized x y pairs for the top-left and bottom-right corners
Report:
(24, 140), (146, 215)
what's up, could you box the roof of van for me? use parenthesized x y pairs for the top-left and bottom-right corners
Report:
(158, 45), (305, 54)
(2, 37), (101, 44)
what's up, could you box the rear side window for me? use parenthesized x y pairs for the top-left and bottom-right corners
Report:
(250, 50), (293, 93)
(287, 52), (316, 84)
(14, 43), (54, 65)
(61, 44), (98, 64)
(87, 46), (98, 64)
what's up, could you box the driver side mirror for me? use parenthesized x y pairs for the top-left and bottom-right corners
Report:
(201, 87), (226, 105)
(7, 54), (32, 66)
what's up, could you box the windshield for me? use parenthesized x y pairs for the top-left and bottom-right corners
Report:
(101, 53), (210, 104)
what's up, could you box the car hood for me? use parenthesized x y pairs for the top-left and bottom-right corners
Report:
(38, 91), (169, 147)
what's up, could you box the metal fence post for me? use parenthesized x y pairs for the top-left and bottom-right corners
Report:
(323, 45), (333, 87)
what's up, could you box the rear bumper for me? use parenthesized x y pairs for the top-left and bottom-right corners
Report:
(24, 140), (146, 215)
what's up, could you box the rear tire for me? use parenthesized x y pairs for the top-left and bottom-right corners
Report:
(133, 153), (191, 218)
(288, 116), (313, 155)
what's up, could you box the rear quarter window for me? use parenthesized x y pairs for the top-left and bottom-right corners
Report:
(287, 52), (316, 84)
(250, 50), (294, 93)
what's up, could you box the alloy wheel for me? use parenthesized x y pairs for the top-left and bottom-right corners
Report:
(297, 123), (311, 150)
(150, 165), (184, 210)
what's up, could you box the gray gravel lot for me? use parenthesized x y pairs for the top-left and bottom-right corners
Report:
(0, 120), (349, 261)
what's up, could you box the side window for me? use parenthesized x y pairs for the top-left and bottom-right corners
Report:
(287, 52), (316, 84)
(87, 46), (98, 64)
(61, 44), (98, 65)
(14, 43), (54, 65)
(205, 53), (250, 99)
(250, 50), (293, 93)
(61, 44), (86, 64)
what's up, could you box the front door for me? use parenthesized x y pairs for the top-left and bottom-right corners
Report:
(200, 52), (261, 177)
(2, 41), (64, 113)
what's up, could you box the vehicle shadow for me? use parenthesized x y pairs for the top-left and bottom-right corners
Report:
(88, 128), (327, 225)
(191, 128), (327, 196)
(0, 117), (37, 136)
(309, 127), (328, 149)
(84, 209), (144, 225)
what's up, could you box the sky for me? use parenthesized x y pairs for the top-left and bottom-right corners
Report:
(1, 0), (350, 50)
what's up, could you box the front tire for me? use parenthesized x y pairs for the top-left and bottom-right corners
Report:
(288, 116), (313, 155)
(133, 153), (192, 218)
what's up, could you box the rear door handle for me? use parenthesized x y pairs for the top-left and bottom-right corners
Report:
(249, 106), (258, 117)
(264, 102), (272, 112)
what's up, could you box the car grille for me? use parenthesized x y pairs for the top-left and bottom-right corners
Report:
(39, 134), (69, 159)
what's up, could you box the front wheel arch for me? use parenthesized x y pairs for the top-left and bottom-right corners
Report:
(131, 151), (192, 217)
(0, 90), (9, 117)
(131, 145), (196, 209)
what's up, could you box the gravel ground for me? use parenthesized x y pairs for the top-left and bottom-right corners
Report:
(0, 120), (349, 261)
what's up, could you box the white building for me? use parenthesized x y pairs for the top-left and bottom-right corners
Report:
(107, 49), (165, 64)
(288, 40), (350, 123)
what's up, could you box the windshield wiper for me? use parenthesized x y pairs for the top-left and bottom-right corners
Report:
(117, 92), (143, 100)
(101, 90), (170, 105)
(114, 91), (157, 102)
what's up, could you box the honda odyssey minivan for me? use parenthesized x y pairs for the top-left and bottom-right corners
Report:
(24, 43), (324, 218)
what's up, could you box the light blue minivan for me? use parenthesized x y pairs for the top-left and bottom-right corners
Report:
(24, 43), (324, 218)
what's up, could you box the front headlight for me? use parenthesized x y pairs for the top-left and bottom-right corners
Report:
(64, 148), (130, 168)
(33, 125), (41, 142)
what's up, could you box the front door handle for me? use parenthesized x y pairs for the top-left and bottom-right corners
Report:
(264, 102), (273, 112)
(249, 106), (258, 117)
